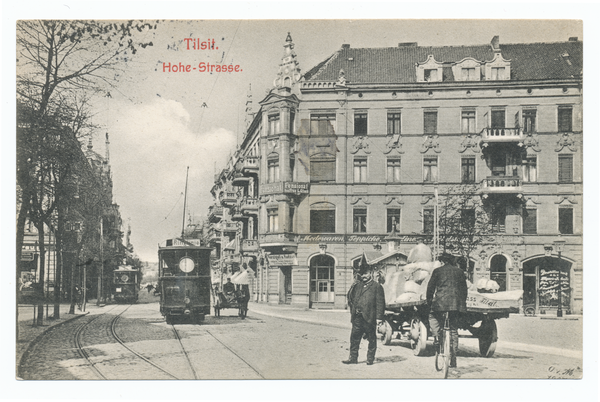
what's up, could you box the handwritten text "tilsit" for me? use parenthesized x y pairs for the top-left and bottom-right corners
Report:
(184, 38), (217, 50)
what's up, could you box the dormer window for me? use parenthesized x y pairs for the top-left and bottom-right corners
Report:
(452, 57), (482, 82)
(491, 67), (506, 80)
(416, 55), (443, 83)
(462, 68), (476, 81)
(485, 53), (511, 81)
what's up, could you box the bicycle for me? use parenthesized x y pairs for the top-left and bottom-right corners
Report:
(434, 311), (451, 379)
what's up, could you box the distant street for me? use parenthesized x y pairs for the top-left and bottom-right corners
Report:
(19, 294), (582, 380)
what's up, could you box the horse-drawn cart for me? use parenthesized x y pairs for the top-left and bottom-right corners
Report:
(378, 290), (522, 357)
(212, 285), (249, 318)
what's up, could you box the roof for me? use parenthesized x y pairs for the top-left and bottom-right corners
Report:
(304, 41), (582, 84)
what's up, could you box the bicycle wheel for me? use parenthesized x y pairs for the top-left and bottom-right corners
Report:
(442, 328), (451, 379)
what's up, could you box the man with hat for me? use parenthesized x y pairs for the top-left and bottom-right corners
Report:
(342, 263), (385, 365)
(426, 252), (468, 368)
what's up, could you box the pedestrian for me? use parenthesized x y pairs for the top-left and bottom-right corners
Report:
(426, 252), (468, 368)
(342, 263), (385, 365)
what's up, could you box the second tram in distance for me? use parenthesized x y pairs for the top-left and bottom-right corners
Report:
(113, 265), (140, 303)
(158, 238), (212, 324)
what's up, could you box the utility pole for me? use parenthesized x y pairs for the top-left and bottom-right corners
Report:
(97, 216), (104, 306)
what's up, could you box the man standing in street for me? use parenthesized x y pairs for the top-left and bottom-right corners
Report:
(426, 253), (468, 368)
(342, 264), (385, 365)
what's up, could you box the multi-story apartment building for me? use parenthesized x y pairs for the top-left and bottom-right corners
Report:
(207, 34), (582, 314)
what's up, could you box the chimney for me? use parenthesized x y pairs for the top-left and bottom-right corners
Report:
(491, 35), (500, 52)
(568, 37), (579, 42)
(341, 44), (350, 49)
(398, 42), (418, 47)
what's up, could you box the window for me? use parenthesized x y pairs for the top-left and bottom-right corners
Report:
(290, 157), (296, 181)
(267, 208), (279, 233)
(424, 111), (438, 135)
(353, 208), (367, 233)
(387, 209), (401, 233)
(289, 111), (295, 135)
(523, 109), (536, 133)
(558, 208), (573, 234)
(460, 209), (476, 230)
(310, 154), (336, 182)
(310, 114), (336, 135)
(522, 156), (537, 182)
(387, 159), (401, 183)
(558, 154), (573, 183)
(310, 210), (335, 233)
(558, 107), (573, 132)
(491, 67), (505, 80)
(354, 112), (368, 136)
(461, 110), (476, 134)
(423, 157), (438, 183)
(267, 158), (280, 183)
(462, 68), (477, 81)
(461, 157), (476, 184)
(268, 114), (280, 135)
(523, 209), (537, 234)
(490, 207), (506, 233)
(490, 255), (507, 292)
(353, 158), (367, 183)
(424, 69), (438, 82)
(423, 208), (434, 234)
(289, 207), (295, 233)
(387, 112), (401, 135)
(491, 110), (505, 128)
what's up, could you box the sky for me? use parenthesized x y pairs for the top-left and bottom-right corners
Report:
(87, 19), (585, 262)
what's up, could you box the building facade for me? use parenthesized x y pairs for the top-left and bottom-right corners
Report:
(207, 34), (583, 314)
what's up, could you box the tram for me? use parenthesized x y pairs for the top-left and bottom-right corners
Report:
(158, 237), (212, 324)
(113, 265), (140, 303)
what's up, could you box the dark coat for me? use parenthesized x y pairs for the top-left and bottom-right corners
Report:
(347, 279), (386, 326)
(426, 263), (468, 313)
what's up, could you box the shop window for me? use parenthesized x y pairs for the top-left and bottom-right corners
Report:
(310, 209), (335, 233)
(461, 110), (476, 134)
(423, 156), (438, 183)
(424, 110), (438, 135)
(267, 158), (280, 183)
(523, 208), (537, 234)
(267, 208), (279, 233)
(353, 208), (367, 233)
(387, 112), (401, 135)
(423, 208), (434, 234)
(387, 209), (401, 233)
(310, 114), (336, 135)
(354, 112), (368, 136)
(461, 157), (476, 184)
(310, 154), (336, 183)
(558, 154), (573, 183)
(387, 158), (401, 183)
(558, 207), (573, 234)
(353, 158), (367, 183)
(268, 114), (280, 135)
(558, 107), (573, 132)
(522, 156), (537, 182)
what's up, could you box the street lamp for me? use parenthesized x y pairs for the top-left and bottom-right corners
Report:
(553, 237), (566, 318)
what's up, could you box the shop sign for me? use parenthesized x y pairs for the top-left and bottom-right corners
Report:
(267, 254), (298, 266)
(293, 234), (431, 244)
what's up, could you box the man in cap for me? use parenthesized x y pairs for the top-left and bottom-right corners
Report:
(342, 264), (385, 365)
(426, 252), (468, 368)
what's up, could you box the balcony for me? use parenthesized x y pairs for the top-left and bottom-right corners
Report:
(240, 239), (259, 254)
(231, 206), (247, 222)
(241, 197), (259, 215)
(220, 191), (239, 207)
(208, 205), (223, 223)
(242, 156), (260, 175)
(259, 232), (297, 251)
(480, 176), (523, 196)
(259, 181), (310, 196)
(208, 227), (221, 244)
(219, 221), (239, 233)
(480, 127), (525, 147)
(232, 173), (251, 187)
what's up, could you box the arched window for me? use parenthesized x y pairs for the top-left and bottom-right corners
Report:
(490, 254), (507, 292)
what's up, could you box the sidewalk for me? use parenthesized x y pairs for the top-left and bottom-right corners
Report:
(16, 301), (105, 374)
(247, 302), (583, 359)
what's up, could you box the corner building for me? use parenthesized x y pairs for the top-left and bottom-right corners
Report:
(207, 34), (583, 314)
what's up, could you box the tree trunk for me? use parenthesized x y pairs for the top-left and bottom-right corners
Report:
(54, 225), (61, 319)
(15, 189), (31, 340)
(36, 224), (45, 326)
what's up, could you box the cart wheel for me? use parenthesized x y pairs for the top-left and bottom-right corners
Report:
(409, 318), (428, 356)
(378, 321), (393, 345)
(478, 319), (498, 357)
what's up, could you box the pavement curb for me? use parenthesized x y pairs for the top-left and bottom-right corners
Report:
(17, 312), (89, 379)
(249, 308), (351, 330)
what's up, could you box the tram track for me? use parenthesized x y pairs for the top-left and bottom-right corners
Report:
(205, 329), (265, 379)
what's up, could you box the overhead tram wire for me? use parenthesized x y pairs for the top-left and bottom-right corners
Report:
(156, 191), (184, 226)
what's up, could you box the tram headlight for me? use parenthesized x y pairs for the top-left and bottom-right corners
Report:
(184, 297), (191, 305)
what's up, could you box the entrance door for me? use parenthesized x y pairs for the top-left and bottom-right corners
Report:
(310, 255), (335, 305)
(523, 257), (572, 314)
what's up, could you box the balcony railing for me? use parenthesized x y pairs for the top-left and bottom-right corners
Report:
(259, 232), (297, 246)
(480, 127), (525, 144)
(480, 176), (522, 194)
(208, 228), (221, 243)
(208, 205), (223, 223)
(221, 191), (239, 206)
(242, 156), (260, 174)
(241, 197), (259, 214)
(241, 239), (259, 254)
(219, 221), (239, 233)
(259, 181), (310, 196)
